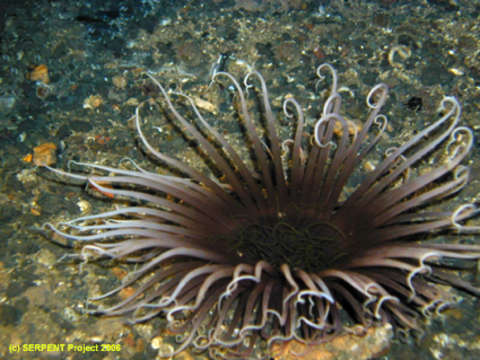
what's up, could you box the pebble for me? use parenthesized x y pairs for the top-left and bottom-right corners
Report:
(76, 199), (91, 214)
(83, 95), (103, 109)
(113, 75), (128, 89)
(0, 95), (16, 113)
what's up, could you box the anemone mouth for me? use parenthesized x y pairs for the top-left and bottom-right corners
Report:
(223, 214), (349, 272)
(46, 63), (480, 359)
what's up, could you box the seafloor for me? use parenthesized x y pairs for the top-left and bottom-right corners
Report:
(0, 0), (479, 359)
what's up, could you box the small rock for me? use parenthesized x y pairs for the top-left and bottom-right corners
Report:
(83, 95), (103, 109)
(0, 95), (16, 113)
(112, 75), (127, 89)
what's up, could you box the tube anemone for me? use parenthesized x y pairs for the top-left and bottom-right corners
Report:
(48, 64), (480, 359)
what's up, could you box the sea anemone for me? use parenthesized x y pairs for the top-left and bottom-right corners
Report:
(47, 64), (480, 358)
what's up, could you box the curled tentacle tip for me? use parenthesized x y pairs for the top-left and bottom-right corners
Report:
(438, 96), (460, 113)
(42, 222), (55, 230)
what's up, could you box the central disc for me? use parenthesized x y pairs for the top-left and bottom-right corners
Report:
(226, 219), (349, 273)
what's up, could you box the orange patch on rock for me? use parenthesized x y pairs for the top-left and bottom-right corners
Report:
(28, 64), (50, 84)
(22, 153), (33, 163)
(118, 287), (136, 300)
(333, 118), (362, 137)
(33, 142), (57, 166)
(111, 267), (128, 280)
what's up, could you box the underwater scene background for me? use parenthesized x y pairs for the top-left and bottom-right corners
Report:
(0, 0), (479, 359)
